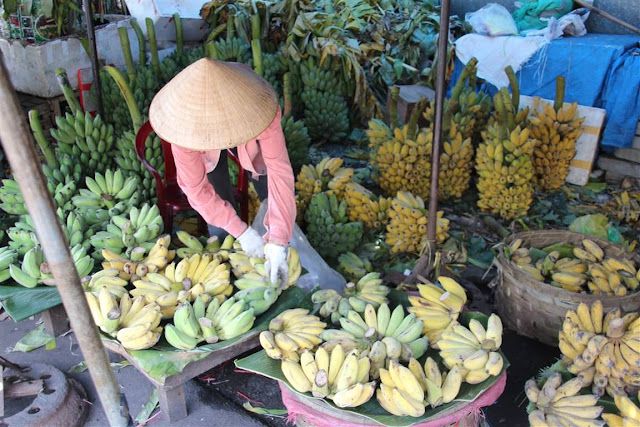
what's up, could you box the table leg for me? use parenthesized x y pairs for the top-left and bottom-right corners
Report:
(158, 384), (187, 422)
(42, 305), (69, 336)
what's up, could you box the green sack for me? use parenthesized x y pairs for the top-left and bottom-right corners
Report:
(512, 0), (574, 31)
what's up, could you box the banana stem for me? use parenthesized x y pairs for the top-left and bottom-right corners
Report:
(206, 23), (227, 42)
(54, 68), (81, 115)
(173, 13), (183, 58)
(29, 110), (58, 168)
(251, 39), (263, 77)
(451, 58), (476, 102)
(505, 66), (520, 112)
(502, 88), (515, 131)
(389, 86), (400, 128)
(146, 18), (160, 76)
(554, 76), (566, 112)
(468, 63), (477, 90)
(226, 12), (235, 41)
(251, 13), (261, 41)
(283, 72), (293, 120)
(104, 66), (143, 133)
(408, 98), (426, 140)
(130, 18), (146, 65)
(118, 27), (136, 81)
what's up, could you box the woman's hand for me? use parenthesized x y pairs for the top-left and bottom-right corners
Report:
(264, 243), (288, 289)
(237, 226), (265, 258)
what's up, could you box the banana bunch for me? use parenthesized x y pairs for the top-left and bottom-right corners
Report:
(158, 55), (181, 84)
(101, 235), (174, 281)
(614, 191), (640, 224)
(213, 37), (252, 63)
(9, 244), (93, 288)
(476, 86), (535, 220)
(50, 110), (116, 173)
(376, 359), (427, 417)
(300, 57), (349, 143)
(295, 157), (354, 212)
(602, 393), (640, 426)
(259, 308), (327, 362)
(408, 277), (467, 345)
(366, 119), (393, 167)
(247, 183), (261, 224)
(312, 272), (389, 323)
(526, 374), (604, 426)
(559, 302), (640, 398)
(175, 230), (224, 259)
(385, 191), (449, 254)
(281, 345), (376, 408)
(437, 124), (474, 200)
(85, 268), (129, 298)
(262, 51), (286, 95)
(337, 252), (373, 282)
(99, 69), (133, 135)
(282, 116), (310, 173)
(438, 314), (504, 384)
(407, 357), (464, 408)
(344, 182), (391, 231)
(304, 192), (363, 259)
(164, 296), (255, 350)
(114, 130), (163, 203)
(0, 179), (27, 214)
(529, 77), (585, 191)
(0, 247), (18, 283)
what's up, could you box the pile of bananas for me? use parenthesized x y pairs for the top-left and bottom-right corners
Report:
(10, 245), (93, 288)
(295, 157), (354, 210)
(50, 110), (116, 173)
(385, 191), (449, 254)
(337, 252), (373, 282)
(476, 86), (535, 220)
(114, 130), (163, 203)
(437, 314), (504, 384)
(529, 77), (585, 191)
(164, 296), (255, 350)
(408, 277), (467, 345)
(558, 301), (640, 397)
(602, 393), (640, 426)
(86, 289), (163, 350)
(300, 58), (349, 143)
(84, 268), (129, 298)
(262, 51), (286, 95)
(436, 124), (473, 200)
(614, 191), (640, 224)
(281, 72), (310, 172)
(213, 37), (252, 63)
(304, 192), (363, 259)
(280, 345), (376, 408)
(0, 247), (18, 283)
(259, 308), (327, 362)
(175, 230), (227, 259)
(101, 235), (174, 282)
(0, 179), (27, 215)
(344, 182), (391, 231)
(312, 272), (389, 323)
(526, 373), (604, 426)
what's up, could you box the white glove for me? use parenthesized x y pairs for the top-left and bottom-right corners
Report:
(237, 227), (265, 258)
(265, 243), (288, 289)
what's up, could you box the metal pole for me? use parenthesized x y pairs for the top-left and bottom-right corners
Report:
(0, 57), (130, 427)
(426, 0), (451, 244)
(83, 0), (104, 116)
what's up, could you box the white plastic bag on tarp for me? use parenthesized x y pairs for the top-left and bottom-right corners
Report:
(466, 4), (519, 36)
(252, 200), (347, 292)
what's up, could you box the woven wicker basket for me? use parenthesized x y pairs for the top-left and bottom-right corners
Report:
(494, 230), (640, 346)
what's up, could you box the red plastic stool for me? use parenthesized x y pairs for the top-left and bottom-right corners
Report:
(134, 120), (249, 234)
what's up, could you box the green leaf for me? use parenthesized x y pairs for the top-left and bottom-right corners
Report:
(0, 285), (62, 322)
(69, 360), (131, 373)
(242, 402), (287, 416)
(135, 389), (159, 425)
(12, 323), (55, 352)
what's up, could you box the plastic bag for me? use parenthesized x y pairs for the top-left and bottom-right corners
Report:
(252, 200), (347, 292)
(513, 0), (573, 31)
(465, 4), (518, 36)
(568, 214), (610, 241)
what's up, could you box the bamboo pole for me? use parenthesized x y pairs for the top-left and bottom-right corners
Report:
(0, 57), (130, 427)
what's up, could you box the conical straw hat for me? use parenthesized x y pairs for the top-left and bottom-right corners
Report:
(149, 58), (279, 150)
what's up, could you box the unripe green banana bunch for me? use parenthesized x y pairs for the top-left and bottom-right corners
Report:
(0, 179), (27, 214)
(73, 169), (140, 212)
(164, 296), (255, 350)
(260, 308), (327, 362)
(281, 345), (376, 408)
(109, 203), (164, 252)
(8, 244), (93, 288)
(42, 153), (83, 188)
(175, 230), (223, 259)
(301, 89), (349, 143)
(337, 252), (373, 282)
(0, 246), (18, 283)
(281, 115), (310, 172)
(312, 272), (389, 323)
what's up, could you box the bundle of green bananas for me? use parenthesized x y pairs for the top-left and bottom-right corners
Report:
(158, 55), (181, 84)
(9, 244), (93, 288)
(559, 301), (640, 398)
(344, 182), (391, 231)
(86, 289), (163, 350)
(614, 191), (640, 224)
(408, 277), (467, 345)
(182, 45), (205, 66)
(295, 157), (354, 211)
(175, 230), (224, 258)
(300, 57), (349, 143)
(101, 235), (174, 282)
(385, 191), (449, 254)
(408, 357), (463, 409)
(437, 314), (504, 384)
(114, 130), (163, 203)
(165, 296), (255, 350)
(529, 77), (585, 191)
(99, 69), (134, 135)
(337, 252), (373, 282)
(259, 308), (327, 362)
(281, 115), (310, 173)
(0, 247), (18, 283)
(526, 373), (604, 426)
(73, 169), (140, 225)
(50, 110), (116, 174)
(476, 85), (534, 220)
(0, 179), (27, 214)
(281, 345), (376, 408)
(312, 272), (389, 323)
(262, 51), (286, 95)
(602, 393), (640, 426)
(304, 192), (363, 259)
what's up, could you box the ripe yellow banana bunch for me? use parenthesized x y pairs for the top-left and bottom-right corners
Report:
(376, 359), (427, 417)
(344, 182), (390, 231)
(164, 253), (233, 304)
(101, 235), (174, 282)
(84, 268), (129, 298)
(407, 357), (463, 408)
(228, 247), (302, 289)
(280, 345), (376, 408)
(260, 308), (327, 362)
(295, 157), (354, 210)
(438, 124), (474, 200)
(337, 252), (374, 282)
(312, 272), (389, 323)
(559, 302), (640, 398)
(526, 373), (604, 427)
(385, 191), (449, 254)
(602, 392), (640, 426)
(366, 119), (393, 165)
(438, 314), (504, 384)
(408, 277), (467, 346)
(614, 191), (640, 224)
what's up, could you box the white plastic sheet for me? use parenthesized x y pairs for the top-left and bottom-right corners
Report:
(465, 4), (519, 36)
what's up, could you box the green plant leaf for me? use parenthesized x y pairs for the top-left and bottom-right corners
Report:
(0, 285), (62, 322)
(12, 324), (55, 352)
(242, 402), (287, 416)
(135, 389), (159, 425)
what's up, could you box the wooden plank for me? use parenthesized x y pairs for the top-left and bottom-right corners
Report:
(4, 379), (44, 398)
(614, 148), (640, 164)
(598, 156), (640, 179)
(519, 95), (606, 186)
(158, 384), (187, 422)
(42, 305), (69, 336)
(632, 135), (640, 150)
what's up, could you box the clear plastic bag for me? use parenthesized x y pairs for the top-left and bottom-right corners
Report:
(466, 3), (519, 36)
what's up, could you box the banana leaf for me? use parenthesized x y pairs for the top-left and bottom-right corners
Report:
(0, 285), (61, 322)
(236, 291), (510, 427)
(100, 286), (313, 384)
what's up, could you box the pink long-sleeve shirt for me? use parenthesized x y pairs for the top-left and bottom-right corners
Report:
(172, 109), (296, 246)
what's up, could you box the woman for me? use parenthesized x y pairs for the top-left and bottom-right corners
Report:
(149, 58), (296, 288)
